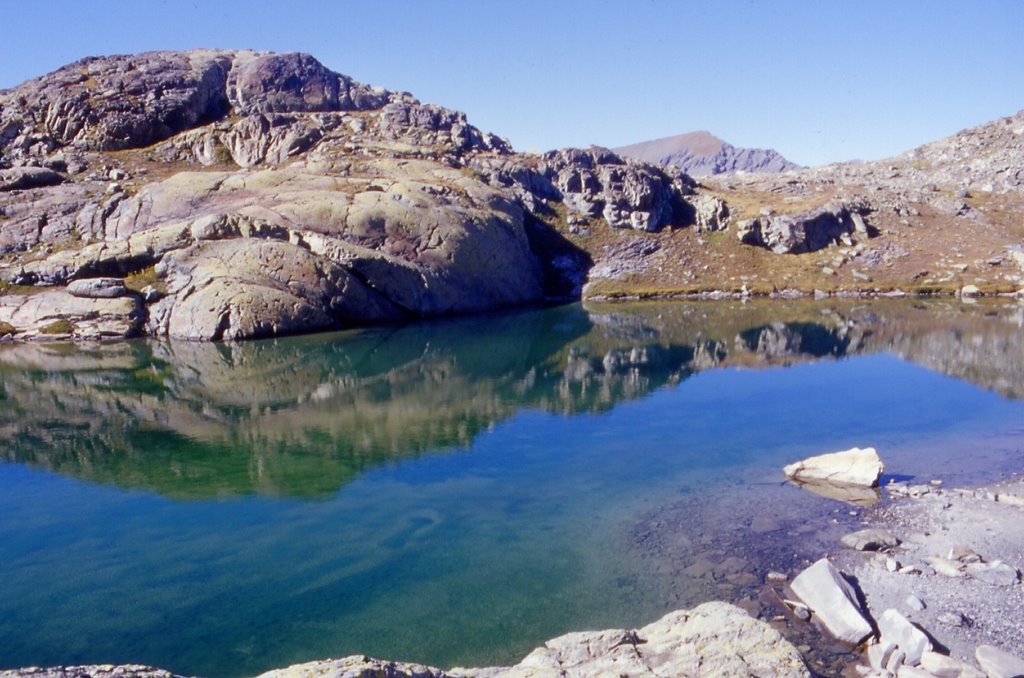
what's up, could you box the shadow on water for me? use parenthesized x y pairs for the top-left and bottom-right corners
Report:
(0, 298), (1022, 499)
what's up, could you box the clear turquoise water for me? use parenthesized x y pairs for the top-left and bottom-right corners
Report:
(0, 299), (1021, 676)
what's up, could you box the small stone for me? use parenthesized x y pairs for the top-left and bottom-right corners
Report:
(960, 284), (981, 297)
(948, 545), (981, 563)
(965, 560), (1020, 586)
(929, 479), (943, 486)
(878, 609), (932, 666)
(926, 556), (964, 578)
(936, 612), (964, 627)
(886, 557), (899, 572)
(886, 648), (907, 672)
(766, 571), (788, 584)
(976, 644), (1024, 678)
(898, 565), (921, 575)
(905, 595), (925, 612)
(140, 284), (163, 303)
(868, 640), (898, 670)
(841, 528), (900, 551)
(920, 651), (985, 678)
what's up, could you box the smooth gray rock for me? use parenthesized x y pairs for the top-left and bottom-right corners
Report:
(965, 560), (1021, 586)
(790, 558), (873, 644)
(905, 595), (925, 612)
(67, 277), (130, 299)
(975, 644), (1024, 678)
(0, 166), (66, 192)
(877, 608), (932, 666)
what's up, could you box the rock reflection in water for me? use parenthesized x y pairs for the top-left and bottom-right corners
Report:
(0, 298), (1021, 498)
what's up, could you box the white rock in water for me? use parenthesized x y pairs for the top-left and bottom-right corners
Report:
(877, 608), (932, 666)
(784, 447), (884, 487)
(976, 644), (1024, 678)
(790, 558), (872, 644)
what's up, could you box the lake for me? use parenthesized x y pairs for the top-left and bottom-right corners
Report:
(1, 298), (1022, 677)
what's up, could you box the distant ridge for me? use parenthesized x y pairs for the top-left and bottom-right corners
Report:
(614, 131), (800, 176)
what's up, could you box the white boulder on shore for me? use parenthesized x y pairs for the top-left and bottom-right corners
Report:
(783, 446), (883, 487)
(789, 558), (873, 645)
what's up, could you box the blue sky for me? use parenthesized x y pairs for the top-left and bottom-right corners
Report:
(2, 1), (1022, 166)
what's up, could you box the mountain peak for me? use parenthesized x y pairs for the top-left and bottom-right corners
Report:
(614, 131), (799, 177)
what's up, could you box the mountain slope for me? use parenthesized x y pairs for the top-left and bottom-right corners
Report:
(615, 131), (800, 176)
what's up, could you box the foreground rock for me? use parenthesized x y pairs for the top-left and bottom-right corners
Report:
(789, 558), (873, 644)
(784, 446), (884, 488)
(260, 602), (809, 678)
(976, 644), (1024, 678)
(2, 603), (809, 678)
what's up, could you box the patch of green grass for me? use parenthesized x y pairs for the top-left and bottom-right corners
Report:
(124, 266), (167, 294)
(39, 319), (76, 335)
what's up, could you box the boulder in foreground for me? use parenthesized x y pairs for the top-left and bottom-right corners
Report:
(790, 558), (873, 645)
(784, 446), (883, 487)
(0, 603), (810, 678)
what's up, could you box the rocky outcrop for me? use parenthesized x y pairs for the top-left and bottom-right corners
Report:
(0, 49), (711, 340)
(470, 146), (695, 231)
(0, 290), (143, 339)
(615, 130), (801, 177)
(737, 202), (872, 254)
